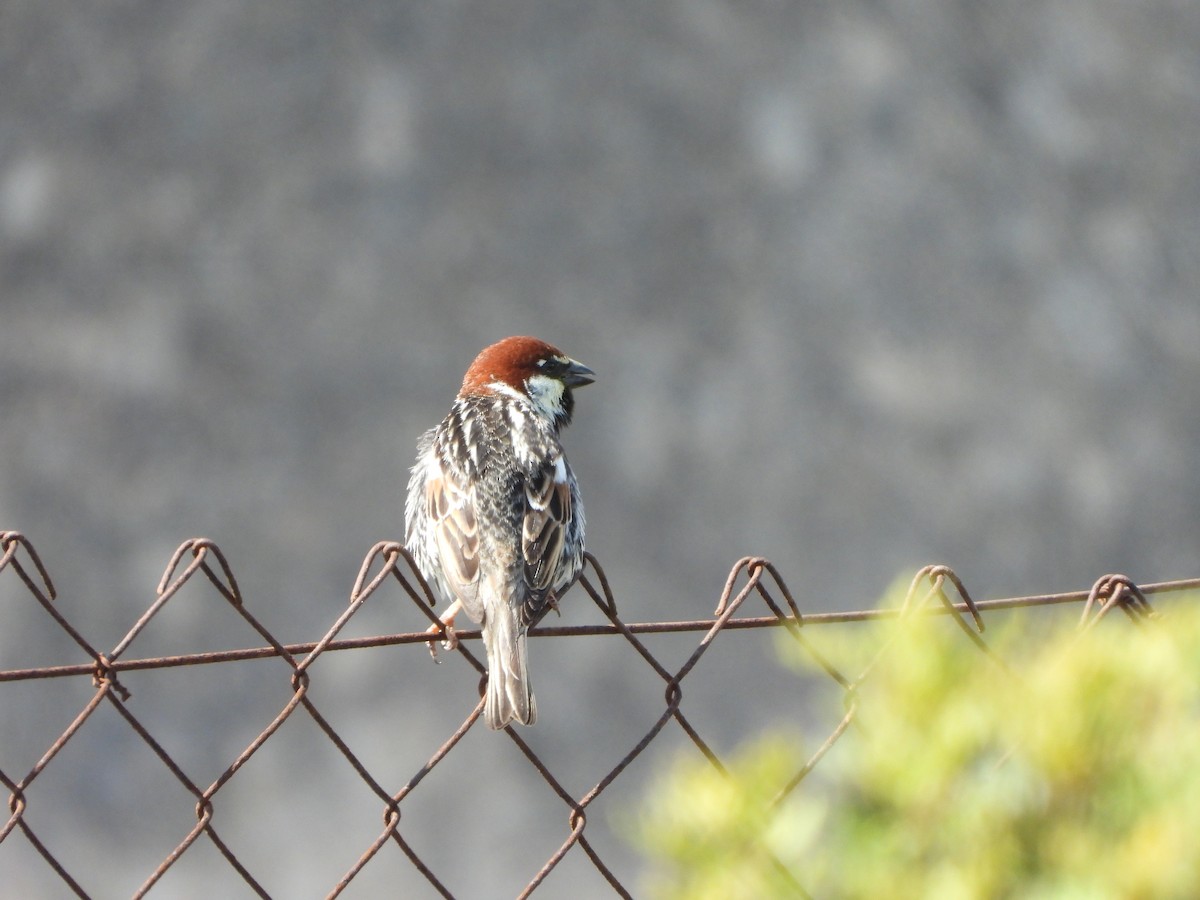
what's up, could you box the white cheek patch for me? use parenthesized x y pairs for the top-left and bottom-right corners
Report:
(525, 374), (566, 421)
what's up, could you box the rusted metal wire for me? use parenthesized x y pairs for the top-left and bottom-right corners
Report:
(1, 529), (1197, 898)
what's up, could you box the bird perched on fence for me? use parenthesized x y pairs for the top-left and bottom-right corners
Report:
(405, 336), (594, 729)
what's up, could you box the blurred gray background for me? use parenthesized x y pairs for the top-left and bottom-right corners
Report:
(2, 0), (1198, 897)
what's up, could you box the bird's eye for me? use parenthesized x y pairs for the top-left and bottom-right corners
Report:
(538, 357), (565, 374)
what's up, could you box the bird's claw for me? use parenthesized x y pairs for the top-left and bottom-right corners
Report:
(424, 599), (462, 662)
(425, 622), (458, 662)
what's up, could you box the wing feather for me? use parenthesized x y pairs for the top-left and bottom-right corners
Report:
(426, 466), (484, 621)
(522, 456), (570, 621)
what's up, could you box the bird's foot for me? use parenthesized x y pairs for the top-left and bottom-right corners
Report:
(425, 600), (461, 662)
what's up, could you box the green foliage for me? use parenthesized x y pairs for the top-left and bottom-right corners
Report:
(632, 735), (821, 900)
(633, 589), (1200, 899)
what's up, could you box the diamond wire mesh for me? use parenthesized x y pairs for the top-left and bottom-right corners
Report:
(2, 529), (1198, 898)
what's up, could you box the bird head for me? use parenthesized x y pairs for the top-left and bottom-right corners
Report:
(461, 336), (595, 429)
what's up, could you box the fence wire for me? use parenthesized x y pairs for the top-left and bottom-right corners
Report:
(1, 529), (1198, 898)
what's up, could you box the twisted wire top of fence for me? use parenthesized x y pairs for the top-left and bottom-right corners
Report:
(2, 529), (1197, 898)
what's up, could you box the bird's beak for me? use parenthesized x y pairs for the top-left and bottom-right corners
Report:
(562, 359), (596, 388)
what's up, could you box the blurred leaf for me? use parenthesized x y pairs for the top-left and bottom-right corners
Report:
(634, 589), (1200, 899)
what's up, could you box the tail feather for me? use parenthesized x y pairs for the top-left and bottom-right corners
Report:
(483, 605), (536, 729)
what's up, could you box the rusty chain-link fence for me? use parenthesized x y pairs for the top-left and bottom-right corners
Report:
(2, 529), (1198, 898)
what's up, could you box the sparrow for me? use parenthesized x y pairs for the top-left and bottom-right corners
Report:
(405, 336), (594, 729)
